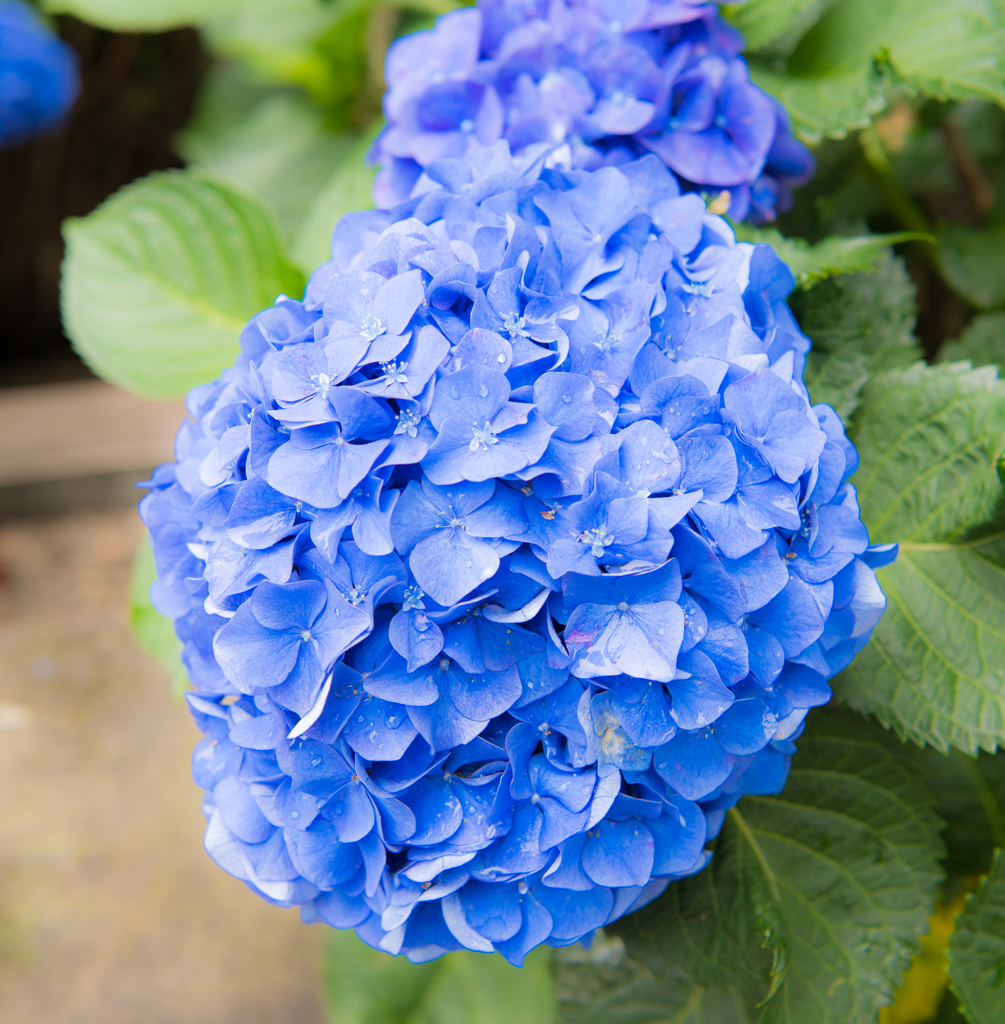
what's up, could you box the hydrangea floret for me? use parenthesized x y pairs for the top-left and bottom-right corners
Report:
(371, 0), (814, 222)
(0, 0), (79, 149)
(142, 142), (893, 964)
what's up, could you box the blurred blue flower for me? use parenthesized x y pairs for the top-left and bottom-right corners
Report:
(143, 142), (888, 964)
(369, 0), (813, 222)
(0, 0), (78, 148)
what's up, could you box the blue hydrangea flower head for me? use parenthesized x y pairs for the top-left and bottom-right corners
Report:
(370, 0), (814, 222)
(0, 1), (79, 148)
(143, 143), (890, 963)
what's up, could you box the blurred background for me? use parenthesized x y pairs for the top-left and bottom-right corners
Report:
(1, 1), (1004, 1022)
(0, 6), (396, 1021)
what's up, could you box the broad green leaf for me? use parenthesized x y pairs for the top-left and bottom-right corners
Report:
(129, 533), (186, 699)
(721, 0), (829, 55)
(555, 932), (751, 1024)
(62, 170), (304, 400)
(612, 709), (944, 1024)
(887, 1), (1005, 108)
(732, 224), (930, 289)
(920, 747), (1005, 881)
(323, 928), (555, 1024)
(293, 129), (379, 275)
(41, 0), (242, 30)
(750, 0), (1005, 142)
(948, 850), (1005, 1024)
(178, 84), (354, 243)
(938, 313), (1005, 374)
(788, 252), (921, 418)
(938, 228), (1005, 311)
(851, 363), (1005, 546)
(837, 363), (1005, 753)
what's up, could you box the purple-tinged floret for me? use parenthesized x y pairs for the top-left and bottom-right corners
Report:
(369, 0), (813, 222)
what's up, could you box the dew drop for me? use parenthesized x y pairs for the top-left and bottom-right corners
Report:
(562, 394), (572, 403)
(479, 384), (488, 398)
(290, 810), (300, 819)
(497, 352), (506, 362)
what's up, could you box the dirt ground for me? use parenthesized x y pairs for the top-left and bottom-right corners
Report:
(0, 506), (326, 1023)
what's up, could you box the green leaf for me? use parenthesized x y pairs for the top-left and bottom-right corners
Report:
(920, 747), (1005, 882)
(787, 251), (921, 418)
(939, 313), (1005, 374)
(938, 228), (1005, 311)
(41, 0), (242, 30)
(731, 223), (931, 289)
(292, 128), (379, 275)
(611, 709), (944, 1024)
(129, 533), (186, 699)
(750, 0), (1005, 142)
(948, 850), (1005, 1023)
(852, 363), (1005, 547)
(555, 934), (751, 1024)
(62, 169), (304, 400)
(201, 0), (347, 91)
(836, 363), (1005, 753)
(323, 928), (555, 1024)
(721, 0), (828, 55)
(178, 82), (355, 244)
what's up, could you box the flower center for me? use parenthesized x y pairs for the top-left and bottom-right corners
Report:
(395, 409), (421, 437)
(359, 313), (383, 341)
(381, 360), (409, 385)
(502, 313), (529, 338)
(579, 525), (615, 557)
(469, 421), (499, 452)
(310, 372), (332, 397)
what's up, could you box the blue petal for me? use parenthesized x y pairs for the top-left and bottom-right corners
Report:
(581, 819), (654, 887)
(713, 691), (778, 756)
(532, 882), (614, 941)
(648, 795), (707, 876)
(460, 880), (523, 941)
(214, 775), (274, 844)
(342, 694), (418, 760)
(402, 777), (464, 845)
(284, 820), (362, 888)
(653, 728), (735, 801)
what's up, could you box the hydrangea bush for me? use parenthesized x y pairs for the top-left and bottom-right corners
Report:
(0, 0), (79, 148)
(56, 0), (1005, 1016)
(370, 0), (814, 222)
(140, 142), (891, 963)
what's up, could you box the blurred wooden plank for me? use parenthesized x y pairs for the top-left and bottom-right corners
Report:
(0, 380), (186, 486)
